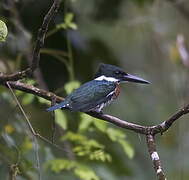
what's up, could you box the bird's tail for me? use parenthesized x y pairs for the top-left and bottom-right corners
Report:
(46, 102), (67, 112)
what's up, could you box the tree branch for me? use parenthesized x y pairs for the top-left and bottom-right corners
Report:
(2, 80), (188, 137)
(31, 0), (62, 72)
(146, 134), (166, 180)
(0, 0), (62, 82)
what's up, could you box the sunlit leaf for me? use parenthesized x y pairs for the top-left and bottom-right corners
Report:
(74, 165), (100, 180)
(37, 97), (51, 105)
(106, 128), (126, 141)
(4, 124), (15, 134)
(65, 13), (74, 24)
(0, 20), (8, 42)
(64, 80), (80, 94)
(93, 120), (107, 132)
(118, 139), (134, 159)
(68, 23), (78, 30)
(55, 109), (67, 130)
(46, 159), (100, 180)
(46, 159), (76, 173)
(21, 137), (33, 153)
(62, 131), (111, 162)
(78, 113), (93, 132)
(22, 94), (35, 105)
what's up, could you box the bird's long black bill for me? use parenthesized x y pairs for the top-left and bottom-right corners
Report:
(124, 74), (150, 84)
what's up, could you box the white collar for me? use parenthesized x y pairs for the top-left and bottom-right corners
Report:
(95, 75), (119, 82)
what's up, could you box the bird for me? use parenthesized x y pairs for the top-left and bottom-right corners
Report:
(46, 63), (150, 113)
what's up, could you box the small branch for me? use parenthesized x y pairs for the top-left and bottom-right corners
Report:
(151, 104), (189, 135)
(0, 0), (62, 82)
(6, 81), (64, 102)
(146, 134), (166, 180)
(31, 0), (62, 72)
(87, 111), (148, 134)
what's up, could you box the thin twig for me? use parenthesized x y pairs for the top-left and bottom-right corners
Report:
(6, 82), (41, 180)
(31, 0), (62, 71)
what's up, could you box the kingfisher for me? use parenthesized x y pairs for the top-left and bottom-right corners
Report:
(46, 63), (150, 113)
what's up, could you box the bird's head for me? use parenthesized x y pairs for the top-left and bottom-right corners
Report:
(94, 63), (150, 84)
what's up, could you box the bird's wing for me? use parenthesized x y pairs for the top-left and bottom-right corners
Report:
(68, 80), (116, 112)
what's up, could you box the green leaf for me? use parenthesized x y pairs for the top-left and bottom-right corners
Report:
(64, 80), (80, 94)
(37, 97), (51, 105)
(93, 120), (107, 133)
(0, 20), (8, 42)
(62, 132), (111, 162)
(118, 139), (134, 159)
(74, 166), (100, 180)
(61, 131), (86, 142)
(46, 159), (100, 180)
(106, 128), (126, 141)
(68, 22), (78, 30)
(65, 13), (74, 24)
(22, 94), (35, 105)
(45, 159), (76, 173)
(55, 109), (67, 130)
(78, 114), (93, 132)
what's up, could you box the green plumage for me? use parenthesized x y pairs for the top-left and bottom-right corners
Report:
(65, 80), (116, 112)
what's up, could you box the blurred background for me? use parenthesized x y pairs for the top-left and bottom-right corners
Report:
(1, 0), (189, 179)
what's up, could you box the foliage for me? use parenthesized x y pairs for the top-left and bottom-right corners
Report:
(0, 20), (8, 42)
(46, 159), (100, 180)
(56, 13), (78, 30)
(62, 132), (112, 162)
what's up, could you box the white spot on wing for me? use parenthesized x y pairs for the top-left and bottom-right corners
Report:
(95, 75), (118, 82)
(151, 152), (159, 161)
(157, 167), (162, 174)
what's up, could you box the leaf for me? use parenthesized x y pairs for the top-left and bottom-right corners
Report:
(74, 166), (100, 180)
(93, 120), (107, 133)
(22, 94), (35, 105)
(21, 137), (33, 153)
(68, 22), (78, 30)
(4, 124), (15, 134)
(62, 132), (111, 162)
(78, 114), (93, 132)
(61, 131), (86, 142)
(45, 159), (76, 173)
(46, 159), (100, 180)
(106, 128), (126, 141)
(37, 97), (51, 105)
(65, 13), (74, 24)
(64, 80), (80, 94)
(0, 20), (8, 42)
(55, 109), (67, 130)
(118, 139), (134, 159)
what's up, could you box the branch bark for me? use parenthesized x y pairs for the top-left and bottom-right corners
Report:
(146, 134), (166, 180)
